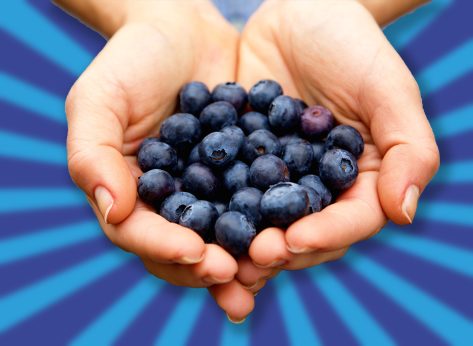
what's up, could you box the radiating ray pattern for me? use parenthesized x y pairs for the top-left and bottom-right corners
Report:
(0, 0), (472, 344)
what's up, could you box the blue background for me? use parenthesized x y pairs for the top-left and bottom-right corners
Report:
(1, 0), (473, 345)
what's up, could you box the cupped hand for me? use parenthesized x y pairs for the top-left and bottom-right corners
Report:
(65, 1), (254, 322)
(236, 0), (440, 280)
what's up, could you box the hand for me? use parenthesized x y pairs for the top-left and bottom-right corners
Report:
(64, 1), (254, 322)
(236, 0), (440, 279)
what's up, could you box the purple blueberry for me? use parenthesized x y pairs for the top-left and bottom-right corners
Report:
(298, 174), (332, 208)
(300, 105), (335, 140)
(319, 149), (358, 191)
(187, 143), (201, 165)
(249, 154), (290, 190)
(182, 163), (220, 199)
(138, 169), (175, 208)
(260, 182), (310, 228)
(301, 186), (322, 213)
(282, 140), (314, 177)
(268, 95), (300, 134)
(215, 211), (256, 257)
(199, 101), (238, 133)
(248, 80), (283, 114)
(179, 81), (211, 116)
(324, 125), (364, 158)
(179, 200), (219, 242)
(160, 192), (197, 223)
(199, 132), (239, 168)
(229, 187), (263, 227)
(221, 125), (245, 150)
(294, 98), (308, 114)
(137, 141), (177, 173)
(212, 82), (248, 113)
(241, 129), (282, 163)
(160, 113), (201, 153)
(223, 160), (250, 195)
(239, 111), (270, 134)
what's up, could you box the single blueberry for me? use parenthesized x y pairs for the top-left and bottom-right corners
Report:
(199, 101), (238, 133)
(282, 140), (314, 178)
(223, 160), (250, 195)
(241, 129), (282, 163)
(187, 143), (201, 165)
(229, 187), (263, 227)
(301, 186), (322, 213)
(212, 82), (248, 113)
(300, 105), (335, 140)
(239, 111), (270, 134)
(324, 125), (364, 158)
(260, 182), (310, 228)
(213, 201), (227, 216)
(160, 113), (201, 153)
(179, 81), (211, 116)
(298, 174), (332, 208)
(138, 169), (175, 208)
(138, 137), (160, 152)
(179, 200), (219, 242)
(294, 98), (308, 115)
(221, 125), (245, 150)
(199, 132), (239, 168)
(249, 154), (290, 191)
(137, 141), (177, 173)
(182, 163), (220, 199)
(268, 95), (300, 134)
(319, 149), (359, 191)
(215, 211), (256, 257)
(174, 177), (184, 192)
(160, 192), (197, 223)
(248, 80), (283, 114)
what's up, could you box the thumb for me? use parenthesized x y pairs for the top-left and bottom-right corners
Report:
(65, 76), (136, 225)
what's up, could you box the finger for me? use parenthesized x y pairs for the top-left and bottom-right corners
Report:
(249, 227), (293, 268)
(208, 280), (255, 323)
(286, 171), (386, 254)
(281, 248), (348, 270)
(236, 256), (275, 288)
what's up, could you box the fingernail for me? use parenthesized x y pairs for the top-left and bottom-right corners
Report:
(255, 259), (286, 268)
(243, 279), (261, 290)
(94, 186), (113, 224)
(203, 275), (231, 285)
(226, 314), (246, 324)
(177, 253), (205, 265)
(402, 185), (419, 224)
(287, 245), (310, 254)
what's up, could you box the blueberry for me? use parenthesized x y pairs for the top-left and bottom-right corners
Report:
(282, 140), (314, 177)
(294, 98), (308, 114)
(171, 157), (186, 176)
(249, 154), (290, 190)
(324, 125), (364, 158)
(138, 137), (160, 152)
(239, 111), (270, 134)
(268, 95), (300, 134)
(199, 101), (238, 133)
(311, 141), (325, 163)
(300, 105), (335, 140)
(138, 169), (175, 208)
(260, 182), (310, 228)
(179, 200), (219, 242)
(223, 160), (250, 195)
(229, 187), (263, 227)
(301, 186), (322, 213)
(187, 143), (201, 165)
(213, 201), (227, 216)
(278, 133), (299, 147)
(212, 82), (248, 113)
(137, 141), (177, 173)
(199, 132), (239, 168)
(160, 113), (201, 153)
(179, 81), (211, 116)
(215, 211), (256, 257)
(160, 192), (197, 223)
(319, 149), (358, 191)
(182, 163), (220, 199)
(241, 129), (282, 163)
(298, 174), (332, 208)
(174, 177), (184, 192)
(221, 125), (245, 150)
(248, 80), (283, 113)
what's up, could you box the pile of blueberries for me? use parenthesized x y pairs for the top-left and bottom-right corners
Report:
(137, 80), (364, 257)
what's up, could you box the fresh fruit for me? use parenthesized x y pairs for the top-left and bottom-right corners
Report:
(248, 79), (283, 113)
(239, 111), (270, 134)
(179, 200), (219, 241)
(249, 154), (290, 190)
(228, 187), (263, 228)
(138, 169), (175, 207)
(160, 113), (201, 153)
(282, 140), (314, 177)
(222, 160), (250, 195)
(319, 149), (359, 191)
(241, 129), (281, 163)
(215, 211), (256, 257)
(160, 191), (197, 223)
(221, 125), (245, 150)
(182, 163), (220, 199)
(199, 132), (239, 168)
(324, 125), (364, 158)
(300, 105), (335, 140)
(179, 81), (211, 116)
(138, 141), (177, 173)
(298, 174), (332, 208)
(212, 82), (248, 113)
(268, 95), (300, 134)
(199, 101), (238, 133)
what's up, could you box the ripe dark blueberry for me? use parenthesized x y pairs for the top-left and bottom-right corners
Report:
(179, 200), (219, 242)
(301, 186), (322, 213)
(260, 182), (310, 228)
(199, 132), (239, 168)
(138, 141), (177, 173)
(187, 144), (201, 165)
(279, 133), (299, 147)
(223, 160), (250, 195)
(138, 137), (160, 152)
(174, 177), (184, 192)
(138, 169), (175, 208)
(268, 95), (300, 134)
(294, 98), (308, 114)
(319, 149), (358, 191)
(325, 125), (364, 158)
(241, 129), (282, 163)
(249, 154), (290, 191)
(229, 187), (263, 227)
(179, 81), (211, 116)
(160, 192), (197, 223)
(239, 111), (270, 134)
(221, 125), (245, 150)
(215, 211), (256, 257)
(248, 79), (283, 113)
(213, 201), (227, 216)
(199, 101), (238, 133)
(311, 141), (325, 163)
(182, 163), (220, 199)
(212, 82), (248, 113)
(160, 113), (201, 153)
(282, 140), (314, 177)
(171, 157), (185, 176)
(298, 174), (332, 208)
(300, 105), (335, 140)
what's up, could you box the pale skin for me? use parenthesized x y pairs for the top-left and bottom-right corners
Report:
(55, 0), (438, 323)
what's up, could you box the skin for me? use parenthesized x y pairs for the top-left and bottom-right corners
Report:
(56, 0), (438, 322)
